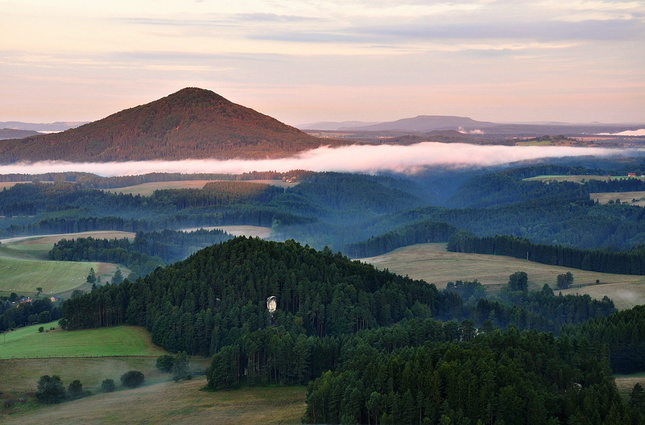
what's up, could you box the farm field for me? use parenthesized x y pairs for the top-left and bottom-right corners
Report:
(0, 231), (133, 297)
(523, 175), (635, 183)
(361, 243), (645, 310)
(1, 377), (306, 425)
(102, 179), (298, 196)
(590, 190), (645, 206)
(0, 322), (167, 359)
(0, 321), (303, 424)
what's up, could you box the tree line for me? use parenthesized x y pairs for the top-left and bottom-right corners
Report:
(48, 229), (233, 278)
(447, 232), (645, 275)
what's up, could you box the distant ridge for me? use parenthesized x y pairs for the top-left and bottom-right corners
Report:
(0, 128), (40, 140)
(0, 88), (346, 163)
(350, 115), (497, 132)
(0, 121), (85, 132)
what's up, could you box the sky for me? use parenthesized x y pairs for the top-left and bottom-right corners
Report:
(1, 0), (645, 126)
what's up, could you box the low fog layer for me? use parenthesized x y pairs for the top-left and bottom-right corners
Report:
(0, 142), (633, 177)
(597, 129), (645, 137)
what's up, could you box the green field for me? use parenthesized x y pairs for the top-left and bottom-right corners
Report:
(0, 322), (167, 359)
(361, 243), (645, 310)
(0, 231), (133, 297)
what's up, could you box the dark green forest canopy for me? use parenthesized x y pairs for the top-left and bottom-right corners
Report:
(6, 163), (645, 251)
(59, 236), (617, 349)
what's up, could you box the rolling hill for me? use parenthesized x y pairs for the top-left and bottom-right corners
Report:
(0, 88), (347, 163)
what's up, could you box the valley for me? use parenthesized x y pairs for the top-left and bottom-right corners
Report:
(3, 90), (645, 423)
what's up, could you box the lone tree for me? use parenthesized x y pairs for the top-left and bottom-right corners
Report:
(172, 351), (191, 381)
(86, 267), (96, 284)
(508, 271), (528, 292)
(36, 375), (66, 404)
(556, 272), (574, 289)
(112, 268), (124, 284)
(120, 370), (144, 388)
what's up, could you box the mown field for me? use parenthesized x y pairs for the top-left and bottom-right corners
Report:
(102, 179), (298, 196)
(362, 243), (645, 310)
(590, 190), (645, 206)
(1, 377), (306, 425)
(0, 231), (133, 297)
(0, 322), (167, 359)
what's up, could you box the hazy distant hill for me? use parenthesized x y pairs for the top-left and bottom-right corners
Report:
(302, 115), (645, 137)
(0, 121), (85, 132)
(0, 88), (345, 163)
(0, 128), (39, 140)
(343, 115), (497, 132)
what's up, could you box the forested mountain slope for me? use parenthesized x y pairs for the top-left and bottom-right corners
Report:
(0, 88), (346, 163)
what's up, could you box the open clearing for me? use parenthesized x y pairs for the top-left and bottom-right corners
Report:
(1, 377), (305, 425)
(0, 322), (167, 359)
(524, 175), (641, 183)
(0, 231), (133, 296)
(590, 190), (645, 206)
(103, 179), (298, 196)
(0, 230), (135, 246)
(361, 243), (645, 310)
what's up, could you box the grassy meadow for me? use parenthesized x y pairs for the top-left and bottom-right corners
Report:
(361, 243), (645, 310)
(0, 231), (133, 297)
(102, 179), (298, 196)
(0, 322), (167, 359)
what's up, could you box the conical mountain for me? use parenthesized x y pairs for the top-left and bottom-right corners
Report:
(0, 88), (344, 163)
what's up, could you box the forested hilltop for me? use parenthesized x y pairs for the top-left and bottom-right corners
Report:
(60, 237), (645, 424)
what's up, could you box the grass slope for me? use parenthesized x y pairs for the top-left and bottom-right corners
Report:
(0, 231), (133, 297)
(361, 243), (645, 309)
(2, 378), (305, 425)
(0, 322), (167, 359)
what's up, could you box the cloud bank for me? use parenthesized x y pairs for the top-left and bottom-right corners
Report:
(0, 143), (631, 177)
(597, 129), (645, 136)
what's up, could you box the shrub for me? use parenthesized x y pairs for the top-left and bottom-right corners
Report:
(36, 375), (66, 404)
(120, 370), (144, 388)
(67, 380), (84, 399)
(101, 379), (115, 393)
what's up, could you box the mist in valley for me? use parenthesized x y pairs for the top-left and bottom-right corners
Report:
(0, 142), (632, 177)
